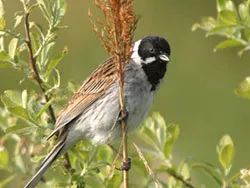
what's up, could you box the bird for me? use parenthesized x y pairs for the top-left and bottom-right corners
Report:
(24, 36), (171, 188)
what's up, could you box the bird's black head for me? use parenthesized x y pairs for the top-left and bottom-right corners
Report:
(131, 36), (171, 91)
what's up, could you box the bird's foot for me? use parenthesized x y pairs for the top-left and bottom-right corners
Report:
(116, 158), (131, 171)
(118, 108), (129, 122)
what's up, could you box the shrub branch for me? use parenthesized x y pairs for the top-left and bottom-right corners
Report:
(23, 6), (72, 173)
(89, 0), (138, 187)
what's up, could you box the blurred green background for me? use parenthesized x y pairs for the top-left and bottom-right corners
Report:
(1, 0), (250, 187)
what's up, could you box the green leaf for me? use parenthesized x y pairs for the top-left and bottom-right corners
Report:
(0, 0), (4, 17)
(235, 77), (250, 99)
(152, 112), (167, 149)
(40, 42), (56, 66)
(1, 90), (22, 107)
(216, 135), (234, 152)
(0, 146), (9, 168)
(218, 144), (235, 173)
(54, 0), (67, 26)
(35, 98), (53, 120)
(0, 51), (11, 62)
(22, 89), (28, 109)
(216, 135), (235, 174)
(0, 16), (5, 30)
(192, 162), (223, 185)
(45, 46), (68, 80)
(5, 124), (30, 134)
(96, 145), (113, 163)
(218, 10), (238, 25)
(105, 174), (122, 188)
(214, 39), (243, 51)
(238, 4), (247, 20)
(8, 106), (30, 121)
(13, 15), (23, 29)
(163, 124), (179, 159)
(216, 0), (235, 12)
(14, 154), (26, 173)
(206, 25), (238, 37)
(83, 175), (104, 188)
(8, 38), (18, 59)
(178, 161), (190, 180)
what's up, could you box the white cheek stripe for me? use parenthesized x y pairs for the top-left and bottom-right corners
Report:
(131, 39), (142, 65)
(144, 57), (156, 64)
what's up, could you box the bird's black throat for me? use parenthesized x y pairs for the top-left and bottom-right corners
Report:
(142, 60), (167, 91)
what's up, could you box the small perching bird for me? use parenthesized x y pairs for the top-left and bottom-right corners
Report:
(24, 36), (171, 188)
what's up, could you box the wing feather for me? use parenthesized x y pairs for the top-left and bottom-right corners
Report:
(47, 57), (117, 140)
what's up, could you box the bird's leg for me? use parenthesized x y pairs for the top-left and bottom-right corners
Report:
(117, 108), (129, 122)
(116, 158), (131, 171)
(108, 144), (131, 171)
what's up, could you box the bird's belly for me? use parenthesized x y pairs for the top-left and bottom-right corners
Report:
(67, 81), (154, 145)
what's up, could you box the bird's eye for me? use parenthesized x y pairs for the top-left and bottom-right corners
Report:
(149, 48), (155, 54)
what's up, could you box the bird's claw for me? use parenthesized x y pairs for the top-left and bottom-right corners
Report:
(116, 158), (131, 171)
(118, 108), (129, 122)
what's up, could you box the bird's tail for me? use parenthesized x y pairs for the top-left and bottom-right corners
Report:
(24, 140), (66, 188)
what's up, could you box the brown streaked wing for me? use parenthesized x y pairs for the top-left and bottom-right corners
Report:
(47, 57), (117, 140)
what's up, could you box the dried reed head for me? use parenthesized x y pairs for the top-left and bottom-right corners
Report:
(88, 0), (138, 68)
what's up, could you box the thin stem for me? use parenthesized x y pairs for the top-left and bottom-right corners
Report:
(111, 0), (129, 187)
(24, 9), (71, 172)
(24, 11), (56, 123)
(133, 142), (161, 188)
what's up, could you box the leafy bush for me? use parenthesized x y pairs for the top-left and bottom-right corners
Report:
(0, 0), (249, 187)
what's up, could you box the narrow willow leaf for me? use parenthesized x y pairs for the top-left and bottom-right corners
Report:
(5, 124), (30, 134)
(8, 106), (30, 121)
(0, 146), (9, 168)
(8, 38), (18, 59)
(54, 0), (67, 26)
(153, 112), (166, 149)
(45, 46), (68, 80)
(1, 90), (22, 107)
(40, 42), (56, 66)
(13, 15), (23, 29)
(22, 90), (28, 109)
(35, 98), (53, 119)
(214, 39), (243, 51)
(0, 0), (4, 17)
(0, 16), (5, 30)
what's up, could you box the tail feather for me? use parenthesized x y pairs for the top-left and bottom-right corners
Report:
(24, 140), (65, 188)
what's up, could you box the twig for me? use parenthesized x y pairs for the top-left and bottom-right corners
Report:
(166, 169), (196, 188)
(132, 142), (161, 188)
(24, 11), (56, 123)
(89, 1), (138, 187)
(24, 10), (71, 172)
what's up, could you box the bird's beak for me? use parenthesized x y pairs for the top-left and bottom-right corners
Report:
(158, 54), (170, 62)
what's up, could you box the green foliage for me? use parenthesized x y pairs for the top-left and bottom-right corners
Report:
(0, 0), (249, 188)
(192, 0), (250, 56)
